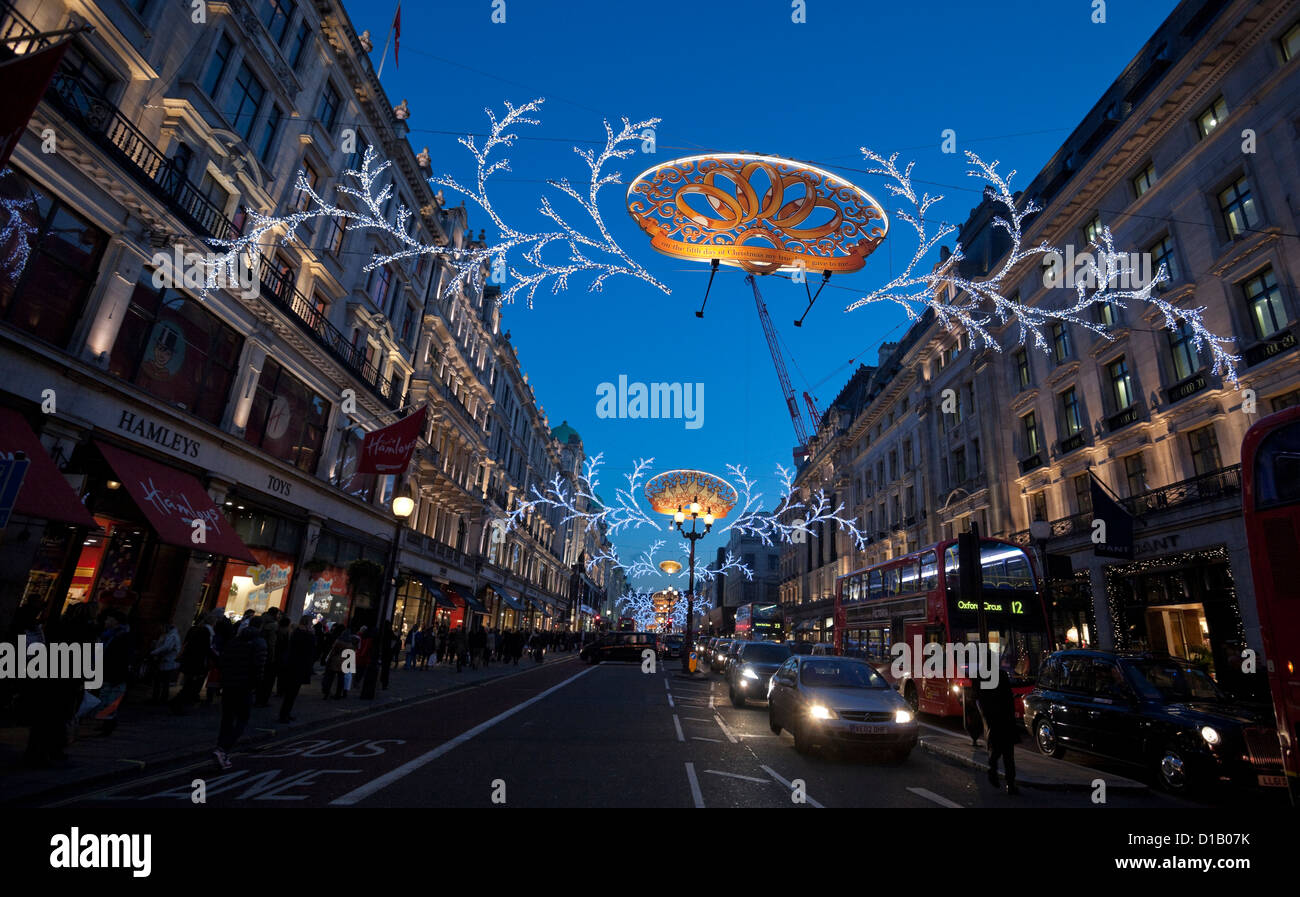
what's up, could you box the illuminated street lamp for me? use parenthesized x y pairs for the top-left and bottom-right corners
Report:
(644, 470), (738, 673)
(362, 479), (416, 699)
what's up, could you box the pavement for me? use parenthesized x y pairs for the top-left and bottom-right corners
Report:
(22, 656), (1194, 809)
(917, 723), (1149, 792)
(0, 649), (575, 805)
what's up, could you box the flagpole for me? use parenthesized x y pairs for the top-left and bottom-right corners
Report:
(375, 1), (401, 79)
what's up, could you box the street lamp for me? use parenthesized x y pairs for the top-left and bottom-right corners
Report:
(362, 478), (415, 699)
(644, 469), (738, 674)
(1029, 518), (1056, 647)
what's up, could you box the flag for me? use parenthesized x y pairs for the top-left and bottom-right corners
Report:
(1089, 473), (1134, 559)
(0, 40), (71, 170)
(359, 405), (426, 475)
(392, 4), (401, 70)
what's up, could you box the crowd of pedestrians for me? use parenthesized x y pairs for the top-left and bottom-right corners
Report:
(401, 625), (586, 672)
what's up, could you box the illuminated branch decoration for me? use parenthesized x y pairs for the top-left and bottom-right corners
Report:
(201, 99), (668, 307)
(849, 150), (1240, 383)
(722, 464), (867, 551)
(0, 169), (39, 282)
(591, 540), (754, 586)
(508, 454), (662, 537)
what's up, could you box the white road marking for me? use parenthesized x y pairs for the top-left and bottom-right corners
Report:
(703, 769), (770, 784)
(760, 764), (825, 808)
(329, 665), (597, 806)
(713, 714), (738, 744)
(907, 787), (963, 808)
(708, 694), (716, 709)
(684, 762), (705, 808)
(691, 736), (722, 743)
(673, 714), (685, 742)
(667, 693), (675, 707)
(682, 717), (713, 722)
(664, 679), (671, 691)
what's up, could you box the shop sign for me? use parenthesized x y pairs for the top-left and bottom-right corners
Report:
(116, 409), (201, 459)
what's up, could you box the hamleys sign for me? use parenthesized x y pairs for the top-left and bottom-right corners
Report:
(359, 406), (428, 475)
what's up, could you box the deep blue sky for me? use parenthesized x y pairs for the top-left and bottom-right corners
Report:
(346, 0), (1179, 588)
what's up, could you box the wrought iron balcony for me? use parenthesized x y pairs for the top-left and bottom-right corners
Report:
(1011, 464), (1242, 545)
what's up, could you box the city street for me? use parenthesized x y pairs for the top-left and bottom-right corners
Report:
(45, 657), (1187, 809)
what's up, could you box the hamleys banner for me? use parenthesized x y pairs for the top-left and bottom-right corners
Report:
(358, 405), (427, 475)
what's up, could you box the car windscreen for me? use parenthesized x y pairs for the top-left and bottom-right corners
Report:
(1123, 659), (1227, 703)
(740, 643), (792, 664)
(799, 660), (889, 689)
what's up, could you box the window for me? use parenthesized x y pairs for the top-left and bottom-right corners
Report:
(245, 358), (330, 473)
(953, 446), (967, 484)
(1060, 387), (1083, 437)
(325, 215), (348, 257)
(257, 104), (283, 164)
(223, 63), (266, 141)
(1187, 425), (1221, 477)
(1132, 161), (1157, 198)
(201, 32), (234, 97)
(198, 171), (231, 214)
(1196, 96), (1228, 139)
(889, 450), (898, 480)
(1096, 301), (1119, 326)
(347, 134), (371, 172)
(0, 170), (109, 348)
(108, 277), (243, 425)
(1022, 412), (1041, 457)
(261, 0), (293, 43)
(1269, 389), (1300, 412)
(399, 303), (416, 346)
(1051, 322), (1071, 364)
(1149, 234), (1178, 282)
(903, 439), (913, 471)
(288, 19), (312, 68)
(294, 159), (319, 212)
(1218, 175), (1260, 239)
(318, 82), (341, 134)
(1029, 491), (1047, 523)
(1283, 21), (1300, 60)
(1083, 214), (1103, 244)
(1073, 474), (1092, 515)
(1242, 267), (1286, 339)
(61, 43), (115, 98)
(972, 438), (981, 471)
(1167, 321), (1199, 380)
(329, 424), (376, 501)
(1107, 357), (1134, 410)
(368, 263), (392, 310)
(1123, 453), (1147, 497)
(1015, 348), (1030, 389)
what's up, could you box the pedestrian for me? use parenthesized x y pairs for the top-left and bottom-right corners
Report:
(254, 610), (281, 707)
(171, 614), (215, 713)
(279, 616), (316, 723)
(405, 627), (418, 670)
(205, 615), (235, 704)
(486, 628), (497, 667)
(212, 617), (267, 770)
(147, 622), (181, 704)
(21, 606), (85, 768)
(93, 611), (132, 736)
(273, 614), (292, 696)
(380, 619), (396, 688)
(323, 627), (357, 698)
(976, 655), (1020, 795)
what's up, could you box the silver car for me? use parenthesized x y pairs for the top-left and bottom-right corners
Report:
(768, 655), (918, 761)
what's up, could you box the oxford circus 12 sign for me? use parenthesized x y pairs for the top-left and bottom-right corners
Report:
(358, 405), (428, 475)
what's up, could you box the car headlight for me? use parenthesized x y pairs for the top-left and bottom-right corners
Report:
(1201, 726), (1220, 746)
(895, 709), (914, 724)
(742, 666), (760, 680)
(809, 704), (833, 720)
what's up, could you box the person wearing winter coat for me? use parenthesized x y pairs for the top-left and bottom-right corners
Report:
(278, 616), (317, 723)
(213, 623), (267, 770)
(254, 609), (280, 707)
(322, 628), (358, 699)
(170, 615), (215, 713)
(148, 623), (181, 703)
(93, 612), (132, 736)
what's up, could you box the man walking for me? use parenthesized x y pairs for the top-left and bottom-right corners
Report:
(213, 619), (267, 770)
(279, 616), (316, 723)
(976, 655), (1019, 795)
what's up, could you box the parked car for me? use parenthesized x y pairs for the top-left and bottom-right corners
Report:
(727, 641), (794, 707)
(810, 643), (836, 656)
(660, 634), (683, 659)
(580, 631), (657, 664)
(709, 639), (733, 672)
(768, 655), (917, 760)
(1024, 650), (1286, 794)
(790, 641), (816, 656)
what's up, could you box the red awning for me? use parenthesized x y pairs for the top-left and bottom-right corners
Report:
(0, 408), (97, 528)
(94, 441), (256, 563)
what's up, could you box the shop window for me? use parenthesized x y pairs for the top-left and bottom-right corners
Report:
(0, 169), (108, 348)
(108, 277), (242, 425)
(244, 357), (330, 474)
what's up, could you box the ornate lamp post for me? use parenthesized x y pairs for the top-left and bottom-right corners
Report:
(645, 470), (737, 674)
(361, 479), (415, 699)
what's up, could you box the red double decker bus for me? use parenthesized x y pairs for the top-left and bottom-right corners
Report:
(1241, 405), (1300, 797)
(833, 537), (1053, 717)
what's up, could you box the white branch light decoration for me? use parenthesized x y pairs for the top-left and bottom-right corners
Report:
(590, 540), (754, 586)
(510, 455), (867, 550)
(850, 150), (1240, 382)
(204, 99), (668, 307)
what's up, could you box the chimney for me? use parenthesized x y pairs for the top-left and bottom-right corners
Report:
(877, 341), (898, 366)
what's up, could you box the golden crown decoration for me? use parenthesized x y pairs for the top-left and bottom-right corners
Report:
(626, 153), (889, 275)
(643, 469), (738, 518)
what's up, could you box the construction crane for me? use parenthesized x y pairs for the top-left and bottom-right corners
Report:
(746, 274), (822, 461)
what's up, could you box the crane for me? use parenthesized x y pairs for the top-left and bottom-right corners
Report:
(746, 274), (822, 461)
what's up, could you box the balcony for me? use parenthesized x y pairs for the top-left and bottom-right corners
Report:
(1059, 431), (1087, 455)
(1164, 371), (1209, 406)
(1107, 404), (1141, 432)
(257, 254), (404, 410)
(1019, 453), (1045, 474)
(1011, 465), (1242, 545)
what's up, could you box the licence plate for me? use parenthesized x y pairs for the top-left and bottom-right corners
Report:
(850, 724), (888, 735)
(1257, 774), (1287, 788)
